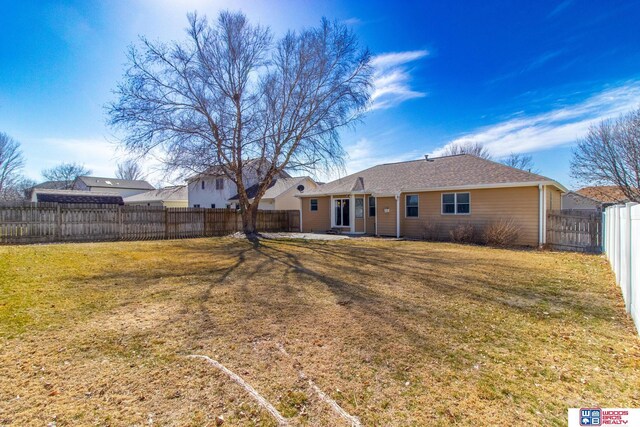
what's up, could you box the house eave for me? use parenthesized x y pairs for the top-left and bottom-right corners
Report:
(297, 180), (568, 198)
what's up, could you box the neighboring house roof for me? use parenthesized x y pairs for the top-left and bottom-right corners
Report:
(186, 158), (292, 182)
(123, 186), (188, 204)
(302, 154), (566, 196)
(228, 177), (313, 201)
(33, 189), (124, 205)
(576, 186), (629, 204)
(32, 180), (70, 190)
(74, 176), (155, 190)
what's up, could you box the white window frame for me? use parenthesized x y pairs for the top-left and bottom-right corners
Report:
(310, 199), (318, 212)
(215, 177), (224, 190)
(405, 194), (419, 218)
(368, 196), (376, 217)
(441, 192), (471, 215)
(355, 197), (364, 219)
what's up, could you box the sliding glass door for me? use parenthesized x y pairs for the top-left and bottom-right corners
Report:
(334, 199), (350, 227)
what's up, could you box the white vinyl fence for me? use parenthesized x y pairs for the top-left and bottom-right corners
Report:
(604, 203), (640, 335)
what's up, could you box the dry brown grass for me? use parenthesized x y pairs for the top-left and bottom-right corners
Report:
(1, 237), (639, 426)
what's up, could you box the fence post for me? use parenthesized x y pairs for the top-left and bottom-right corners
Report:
(626, 202), (637, 314)
(56, 203), (62, 240)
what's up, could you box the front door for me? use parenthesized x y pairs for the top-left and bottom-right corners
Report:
(335, 199), (350, 227)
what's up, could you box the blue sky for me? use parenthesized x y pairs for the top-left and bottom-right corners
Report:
(1, 0), (639, 188)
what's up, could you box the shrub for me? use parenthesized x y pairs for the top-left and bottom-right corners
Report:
(484, 218), (519, 247)
(449, 222), (476, 243)
(421, 221), (442, 241)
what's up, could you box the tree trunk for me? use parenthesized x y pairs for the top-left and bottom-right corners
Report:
(241, 204), (259, 237)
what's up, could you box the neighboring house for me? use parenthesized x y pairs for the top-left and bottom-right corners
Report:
(30, 189), (124, 205)
(25, 180), (70, 199)
(561, 191), (603, 211)
(227, 177), (318, 210)
(72, 176), (155, 198)
(297, 154), (567, 246)
(187, 159), (291, 208)
(575, 186), (630, 207)
(123, 186), (188, 207)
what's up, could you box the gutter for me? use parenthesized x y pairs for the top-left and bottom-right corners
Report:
(296, 180), (568, 198)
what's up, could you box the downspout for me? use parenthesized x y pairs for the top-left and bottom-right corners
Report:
(299, 205), (303, 232)
(538, 184), (544, 246)
(330, 195), (334, 228)
(395, 193), (400, 238)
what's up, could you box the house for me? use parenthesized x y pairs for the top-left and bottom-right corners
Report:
(123, 186), (188, 207)
(562, 186), (631, 212)
(561, 191), (603, 211)
(187, 159), (291, 208)
(227, 177), (318, 210)
(24, 180), (70, 199)
(297, 154), (567, 246)
(30, 189), (124, 205)
(72, 176), (155, 198)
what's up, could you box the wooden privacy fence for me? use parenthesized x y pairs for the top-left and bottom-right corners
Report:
(0, 203), (300, 244)
(546, 209), (602, 253)
(604, 203), (640, 336)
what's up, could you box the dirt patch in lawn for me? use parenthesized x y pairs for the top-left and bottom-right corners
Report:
(1, 238), (639, 426)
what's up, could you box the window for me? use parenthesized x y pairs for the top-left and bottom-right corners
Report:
(355, 198), (364, 218)
(201, 181), (205, 190)
(211, 204), (216, 208)
(226, 204), (231, 209)
(193, 204), (200, 208)
(406, 195), (419, 217)
(215, 178), (224, 190)
(368, 196), (376, 217)
(310, 199), (318, 211)
(442, 192), (470, 214)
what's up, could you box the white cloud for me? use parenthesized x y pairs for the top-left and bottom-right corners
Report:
(344, 138), (420, 174)
(433, 81), (640, 158)
(370, 50), (429, 110)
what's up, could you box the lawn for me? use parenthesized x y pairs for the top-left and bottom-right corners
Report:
(1, 237), (639, 426)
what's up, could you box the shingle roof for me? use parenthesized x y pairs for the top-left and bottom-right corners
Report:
(123, 186), (187, 203)
(303, 154), (565, 196)
(32, 180), (70, 190)
(34, 189), (124, 205)
(75, 176), (155, 190)
(228, 177), (313, 201)
(576, 186), (629, 203)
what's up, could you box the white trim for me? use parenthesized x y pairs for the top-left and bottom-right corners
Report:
(440, 192), (471, 215)
(350, 194), (355, 233)
(296, 180), (568, 198)
(363, 197), (366, 233)
(330, 195), (334, 226)
(404, 194), (419, 218)
(395, 193), (400, 238)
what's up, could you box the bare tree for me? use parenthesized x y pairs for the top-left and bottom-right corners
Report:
(441, 141), (492, 160)
(116, 159), (146, 181)
(500, 153), (538, 173)
(571, 107), (640, 202)
(109, 11), (372, 235)
(41, 162), (92, 189)
(0, 132), (26, 200)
